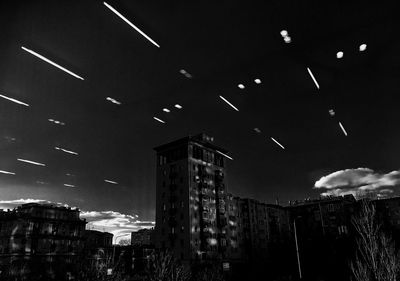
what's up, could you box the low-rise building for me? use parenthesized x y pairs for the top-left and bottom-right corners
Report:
(0, 203), (86, 280)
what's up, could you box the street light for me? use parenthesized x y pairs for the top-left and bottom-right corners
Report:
(293, 216), (302, 280)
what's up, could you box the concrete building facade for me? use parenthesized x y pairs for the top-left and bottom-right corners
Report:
(154, 133), (230, 261)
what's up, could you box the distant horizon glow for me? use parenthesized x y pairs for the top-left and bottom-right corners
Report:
(271, 137), (285, 150)
(219, 95), (239, 111)
(0, 170), (16, 175)
(17, 158), (46, 166)
(103, 2), (160, 48)
(339, 122), (348, 136)
(21, 46), (84, 80)
(0, 94), (29, 107)
(153, 117), (166, 123)
(307, 67), (320, 89)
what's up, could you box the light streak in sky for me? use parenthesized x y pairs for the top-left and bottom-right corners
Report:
(219, 95), (239, 111)
(103, 2), (160, 48)
(55, 147), (79, 155)
(174, 104), (183, 109)
(106, 97), (122, 105)
(64, 184), (75, 187)
(0, 94), (29, 107)
(271, 137), (285, 150)
(216, 150), (233, 160)
(153, 117), (165, 123)
(0, 170), (16, 175)
(105, 179), (118, 184)
(17, 158), (46, 166)
(307, 67), (320, 89)
(21, 46), (84, 80)
(339, 121), (348, 136)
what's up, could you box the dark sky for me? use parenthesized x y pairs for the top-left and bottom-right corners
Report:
(1, 0), (400, 228)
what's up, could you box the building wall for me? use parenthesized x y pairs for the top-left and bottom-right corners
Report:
(0, 204), (86, 280)
(154, 133), (228, 261)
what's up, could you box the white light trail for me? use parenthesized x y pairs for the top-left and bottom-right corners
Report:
(307, 67), (320, 90)
(238, 84), (245, 89)
(106, 97), (122, 105)
(179, 69), (192, 78)
(174, 104), (183, 109)
(163, 108), (170, 113)
(280, 30), (288, 37)
(219, 95), (239, 111)
(0, 170), (16, 175)
(254, 128), (261, 133)
(216, 150), (233, 161)
(48, 118), (65, 125)
(63, 184), (75, 187)
(153, 116), (165, 123)
(17, 158), (46, 166)
(339, 121), (348, 136)
(359, 44), (367, 52)
(336, 51), (344, 59)
(0, 94), (29, 107)
(21, 46), (84, 80)
(55, 147), (78, 155)
(105, 179), (118, 184)
(254, 78), (261, 84)
(329, 109), (335, 116)
(271, 137), (285, 150)
(103, 2), (160, 48)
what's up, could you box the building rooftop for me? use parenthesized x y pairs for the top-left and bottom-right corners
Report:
(154, 133), (228, 153)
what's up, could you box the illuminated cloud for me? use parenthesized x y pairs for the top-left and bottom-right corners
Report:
(81, 210), (154, 243)
(314, 168), (400, 197)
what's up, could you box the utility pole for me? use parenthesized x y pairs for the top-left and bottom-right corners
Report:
(294, 218), (302, 280)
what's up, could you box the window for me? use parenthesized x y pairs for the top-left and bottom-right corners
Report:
(181, 226), (184, 232)
(171, 227), (175, 234)
(163, 204), (166, 211)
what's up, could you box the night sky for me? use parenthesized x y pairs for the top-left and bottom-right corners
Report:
(1, 0), (400, 240)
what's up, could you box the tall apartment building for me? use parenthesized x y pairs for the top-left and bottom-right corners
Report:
(0, 203), (86, 280)
(154, 133), (230, 261)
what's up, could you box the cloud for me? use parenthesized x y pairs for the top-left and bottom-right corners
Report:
(81, 210), (154, 243)
(314, 168), (400, 197)
(0, 198), (154, 244)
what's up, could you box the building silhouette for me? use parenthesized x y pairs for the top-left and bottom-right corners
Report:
(0, 203), (86, 280)
(154, 133), (231, 261)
